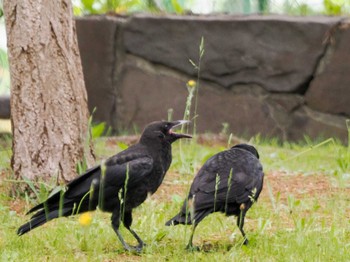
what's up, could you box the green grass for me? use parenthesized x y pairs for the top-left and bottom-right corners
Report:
(0, 135), (350, 261)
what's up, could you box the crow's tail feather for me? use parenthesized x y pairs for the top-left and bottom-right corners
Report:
(17, 206), (73, 236)
(165, 209), (212, 227)
(17, 165), (101, 236)
(165, 211), (193, 226)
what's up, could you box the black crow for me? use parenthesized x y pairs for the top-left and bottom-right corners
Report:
(17, 120), (191, 252)
(166, 144), (264, 249)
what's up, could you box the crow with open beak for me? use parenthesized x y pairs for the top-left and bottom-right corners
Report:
(17, 120), (191, 252)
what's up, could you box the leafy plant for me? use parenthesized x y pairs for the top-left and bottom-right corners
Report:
(75, 0), (144, 15)
(155, 0), (186, 14)
(72, 0), (350, 16)
(0, 1), (3, 18)
(281, 0), (317, 15)
(91, 122), (107, 139)
(74, 0), (185, 15)
(323, 0), (345, 15)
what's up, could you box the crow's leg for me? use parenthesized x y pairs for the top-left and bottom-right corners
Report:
(186, 223), (200, 251)
(111, 209), (136, 252)
(123, 211), (145, 252)
(237, 209), (248, 245)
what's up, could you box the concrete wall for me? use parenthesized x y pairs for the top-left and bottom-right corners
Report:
(73, 15), (350, 142)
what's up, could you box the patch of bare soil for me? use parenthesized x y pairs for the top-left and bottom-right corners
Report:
(264, 171), (339, 200)
(156, 170), (345, 204)
(196, 133), (245, 147)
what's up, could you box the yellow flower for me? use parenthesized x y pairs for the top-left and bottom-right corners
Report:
(79, 212), (92, 226)
(187, 80), (196, 88)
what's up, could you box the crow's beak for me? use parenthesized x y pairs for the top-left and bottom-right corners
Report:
(169, 120), (192, 139)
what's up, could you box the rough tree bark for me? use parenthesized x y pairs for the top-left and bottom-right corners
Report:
(3, 0), (94, 186)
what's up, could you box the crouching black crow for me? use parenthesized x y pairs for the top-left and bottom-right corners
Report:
(166, 144), (264, 249)
(17, 120), (191, 252)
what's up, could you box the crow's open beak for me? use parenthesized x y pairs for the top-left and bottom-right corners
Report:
(169, 120), (192, 139)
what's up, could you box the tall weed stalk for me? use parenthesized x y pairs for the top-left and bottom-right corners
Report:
(188, 36), (205, 137)
(179, 37), (205, 173)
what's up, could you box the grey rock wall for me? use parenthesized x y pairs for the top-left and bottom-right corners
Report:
(76, 14), (350, 143)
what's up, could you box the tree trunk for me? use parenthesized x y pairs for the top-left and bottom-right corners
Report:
(3, 0), (94, 186)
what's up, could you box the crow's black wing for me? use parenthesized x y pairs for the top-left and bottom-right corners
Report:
(66, 144), (149, 197)
(190, 148), (263, 208)
(27, 147), (153, 215)
(67, 152), (154, 197)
